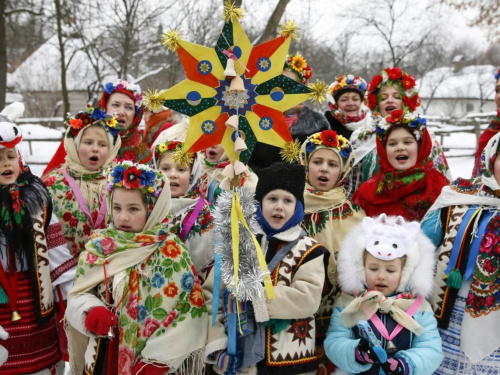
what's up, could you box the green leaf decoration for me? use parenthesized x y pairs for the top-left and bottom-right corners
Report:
(152, 308), (168, 320)
(173, 262), (181, 272)
(153, 293), (163, 308)
(124, 329), (133, 344)
(145, 295), (154, 312)
(135, 339), (146, 353)
(164, 268), (173, 279)
(120, 314), (130, 327)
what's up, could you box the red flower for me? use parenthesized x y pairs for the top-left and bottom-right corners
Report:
(68, 118), (84, 130)
(385, 67), (402, 80)
(123, 166), (141, 189)
(368, 75), (382, 92)
(162, 310), (177, 328)
(161, 240), (182, 259)
(44, 175), (56, 187)
(63, 212), (72, 222)
(486, 295), (495, 308)
(402, 74), (416, 89)
(163, 281), (178, 298)
(367, 92), (378, 110)
(320, 130), (339, 147)
(472, 296), (485, 312)
(142, 317), (160, 337)
(126, 293), (138, 320)
(304, 66), (312, 79)
(69, 218), (78, 227)
(387, 109), (404, 123)
(101, 237), (117, 254)
(86, 252), (98, 264)
(129, 269), (140, 293)
(189, 285), (205, 308)
(79, 114), (91, 125)
(65, 190), (73, 200)
(122, 150), (136, 162)
(403, 95), (421, 112)
(118, 346), (134, 375)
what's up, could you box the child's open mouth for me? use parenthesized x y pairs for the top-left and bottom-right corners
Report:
(89, 156), (99, 162)
(1, 170), (13, 177)
(170, 183), (179, 188)
(208, 151), (217, 157)
(385, 106), (396, 113)
(318, 176), (329, 183)
(396, 155), (408, 162)
(272, 214), (283, 220)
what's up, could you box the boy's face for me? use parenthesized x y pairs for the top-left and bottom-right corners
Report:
(158, 151), (192, 198)
(205, 144), (224, 163)
(308, 148), (341, 192)
(0, 148), (20, 185)
(112, 188), (148, 233)
(261, 189), (296, 230)
(78, 126), (109, 171)
(364, 252), (403, 296)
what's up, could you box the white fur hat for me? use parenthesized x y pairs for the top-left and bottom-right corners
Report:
(337, 214), (436, 298)
(0, 102), (24, 149)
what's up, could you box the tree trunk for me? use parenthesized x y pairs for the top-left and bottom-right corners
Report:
(255, 0), (291, 44)
(0, 0), (7, 109)
(54, 0), (70, 116)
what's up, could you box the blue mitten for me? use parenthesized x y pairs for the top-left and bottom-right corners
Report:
(381, 357), (409, 375)
(216, 349), (243, 374)
(355, 338), (387, 365)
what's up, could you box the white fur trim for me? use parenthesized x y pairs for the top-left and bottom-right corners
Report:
(1, 102), (24, 122)
(337, 215), (436, 297)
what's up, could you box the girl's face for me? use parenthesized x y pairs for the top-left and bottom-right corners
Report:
(106, 92), (135, 130)
(112, 188), (148, 233)
(0, 148), (20, 185)
(337, 92), (362, 117)
(378, 85), (403, 117)
(78, 126), (109, 171)
(364, 252), (403, 296)
(158, 151), (192, 198)
(495, 79), (500, 111)
(205, 144), (224, 163)
(261, 189), (296, 230)
(308, 148), (341, 192)
(385, 127), (418, 171)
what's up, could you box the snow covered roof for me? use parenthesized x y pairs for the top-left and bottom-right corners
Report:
(7, 35), (121, 92)
(418, 65), (497, 100)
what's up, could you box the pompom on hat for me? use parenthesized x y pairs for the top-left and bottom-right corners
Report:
(0, 102), (24, 150)
(326, 74), (367, 107)
(366, 67), (420, 113)
(283, 52), (312, 84)
(255, 162), (306, 207)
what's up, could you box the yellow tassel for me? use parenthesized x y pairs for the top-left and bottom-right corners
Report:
(278, 20), (300, 42)
(223, 1), (245, 23)
(280, 139), (301, 163)
(308, 79), (328, 103)
(162, 30), (183, 51)
(142, 89), (164, 113)
(171, 146), (194, 167)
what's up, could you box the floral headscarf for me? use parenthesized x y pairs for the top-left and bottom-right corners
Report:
(366, 67), (420, 114)
(299, 130), (355, 188)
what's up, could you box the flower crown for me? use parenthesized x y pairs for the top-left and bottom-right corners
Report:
(327, 74), (367, 105)
(105, 161), (164, 196)
(375, 109), (427, 142)
(103, 80), (143, 108)
(495, 69), (500, 81)
(366, 67), (420, 113)
(304, 130), (353, 160)
(65, 105), (120, 137)
(284, 52), (312, 84)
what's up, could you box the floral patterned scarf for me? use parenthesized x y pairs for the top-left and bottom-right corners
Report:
(67, 177), (207, 375)
(353, 127), (448, 221)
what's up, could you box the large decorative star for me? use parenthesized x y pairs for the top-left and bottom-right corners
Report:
(153, 7), (315, 165)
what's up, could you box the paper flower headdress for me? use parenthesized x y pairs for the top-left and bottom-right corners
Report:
(105, 161), (164, 197)
(65, 105), (120, 137)
(375, 109), (427, 143)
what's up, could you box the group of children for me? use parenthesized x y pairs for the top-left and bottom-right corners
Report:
(0, 62), (499, 375)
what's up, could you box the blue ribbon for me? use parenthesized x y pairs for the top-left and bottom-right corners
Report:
(465, 209), (495, 280)
(212, 252), (222, 327)
(445, 205), (480, 275)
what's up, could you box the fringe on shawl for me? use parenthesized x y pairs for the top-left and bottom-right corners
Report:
(142, 347), (206, 375)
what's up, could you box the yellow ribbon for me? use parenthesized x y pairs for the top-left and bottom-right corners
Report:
(230, 191), (275, 301)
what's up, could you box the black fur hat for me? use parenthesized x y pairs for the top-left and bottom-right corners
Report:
(255, 162), (305, 206)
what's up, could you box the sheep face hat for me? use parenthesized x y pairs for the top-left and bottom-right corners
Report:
(0, 102), (24, 151)
(255, 162), (306, 207)
(337, 214), (436, 297)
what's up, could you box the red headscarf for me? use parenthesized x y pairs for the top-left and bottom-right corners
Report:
(353, 126), (448, 221)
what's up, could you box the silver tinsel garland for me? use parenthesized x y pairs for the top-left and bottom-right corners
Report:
(213, 187), (267, 301)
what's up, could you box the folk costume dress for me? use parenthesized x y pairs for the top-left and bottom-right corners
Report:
(421, 131), (500, 374)
(299, 130), (365, 373)
(44, 110), (121, 258)
(0, 104), (76, 374)
(65, 162), (208, 375)
(151, 136), (216, 280)
(353, 110), (448, 222)
(324, 215), (442, 375)
(472, 110), (500, 177)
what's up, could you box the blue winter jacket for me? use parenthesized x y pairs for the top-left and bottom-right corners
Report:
(324, 304), (443, 374)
